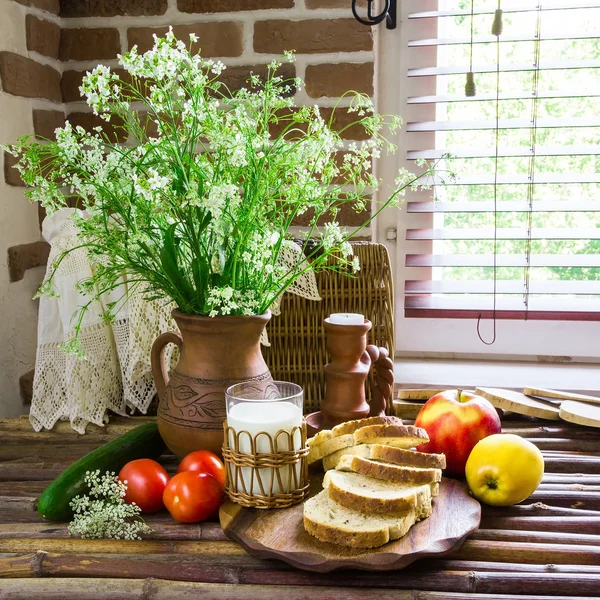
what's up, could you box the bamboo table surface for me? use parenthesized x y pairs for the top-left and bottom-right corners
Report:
(0, 415), (599, 599)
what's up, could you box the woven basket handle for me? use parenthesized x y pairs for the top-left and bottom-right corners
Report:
(366, 345), (394, 416)
(151, 331), (183, 398)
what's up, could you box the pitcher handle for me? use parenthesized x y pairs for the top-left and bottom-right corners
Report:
(151, 331), (183, 398)
(366, 345), (395, 416)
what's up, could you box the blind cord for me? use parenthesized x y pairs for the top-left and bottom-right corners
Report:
(477, 2), (503, 345)
(525, 3), (543, 320)
(465, 0), (476, 96)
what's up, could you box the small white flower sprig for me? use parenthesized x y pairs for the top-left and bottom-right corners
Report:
(4, 29), (445, 354)
(68, 470), (153, 540)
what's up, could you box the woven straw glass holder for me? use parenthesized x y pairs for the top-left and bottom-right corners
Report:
(222, 421), (309, 509)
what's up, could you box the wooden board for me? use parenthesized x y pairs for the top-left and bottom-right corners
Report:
(219, 475), (481, 573)
(476, 387), (561, 421)
(392, 399), (425, 419)
(560, 401), (600, 429)
(524, 387), (600, 406)
(396, 389), (446, 401)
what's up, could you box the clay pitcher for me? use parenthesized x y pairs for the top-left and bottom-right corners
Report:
(151, 309), (272, 458)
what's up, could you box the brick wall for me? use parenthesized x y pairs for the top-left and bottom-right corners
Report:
(1, 0), (376, 408)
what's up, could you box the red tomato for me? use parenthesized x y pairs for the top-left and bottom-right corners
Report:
(163, 471), (223, 523)
(118, 459), (169, 513)
(177, 450), (226, 489)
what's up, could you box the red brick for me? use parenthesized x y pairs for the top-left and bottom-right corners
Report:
(67, 112), (128, 143)
(270, 107), (370, 141)
(26, 16), (61, 59)
(62, 68), (130, 103)
(322, 106), (371, 140)
(254, 19), (372, 54)
(292, 200), (371, 227)
(60, 28), (121, 62)
(128, 22), (244, 57)
(33, 110), (66, 140)
(8, 241), (50, 282)
(306, 0), (366, 6)
(306, 62), (373, 98)
(13, 0), (59, 14)
(0, 52), (61, 102)
(218, 63), (295, 96)
(60, 0), (167, 17)
(178, 0), (292, 12)
(4, 151), (25, 187)
(61, 69), (85, 103)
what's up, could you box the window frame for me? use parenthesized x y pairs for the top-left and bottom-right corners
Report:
(373, 0), (600, 360)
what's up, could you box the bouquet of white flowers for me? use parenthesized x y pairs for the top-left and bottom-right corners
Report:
(5, 29), (435, 351)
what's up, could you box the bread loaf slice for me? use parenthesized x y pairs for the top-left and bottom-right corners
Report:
(322, 444), (446, 471)
(308, 416), (403, 465)
(330, 415), (403, 437)
(307, 430), (333, 465)
(336, 455), (442, 486)
(370, 445), (446, 470)
(322, 444), (373, 471)
(303, 490), (418, 549)
(323, 470), (434, 517)
(353, 424), (429, 448)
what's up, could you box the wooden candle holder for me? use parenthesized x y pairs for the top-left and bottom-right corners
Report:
(305, 318), (394, 437)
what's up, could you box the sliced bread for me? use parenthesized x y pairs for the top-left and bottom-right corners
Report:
(308, 416), (403, 465)
(322, 444), (373, 471)
(303, 489), (418, 549)
(330, 415), (403, 437)
(322, 444), (446, 472)
(353, 424), (429, 448)
(323, 470), (434, 517)
(369, 445), (446, 470)
(308, 430), (333, 465)
(336, 455), (442, 486)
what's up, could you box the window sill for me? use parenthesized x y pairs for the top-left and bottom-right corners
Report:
(394, 358), (600, 396)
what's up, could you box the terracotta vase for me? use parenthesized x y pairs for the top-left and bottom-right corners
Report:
(151, 309), (272, 458)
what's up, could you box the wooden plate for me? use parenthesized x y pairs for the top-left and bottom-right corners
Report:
(219, 475), (481, 572)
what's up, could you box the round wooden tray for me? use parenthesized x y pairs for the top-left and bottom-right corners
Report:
(219, 473), (481, 572)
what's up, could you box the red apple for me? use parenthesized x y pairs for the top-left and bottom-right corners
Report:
(414, 389), (501, 476)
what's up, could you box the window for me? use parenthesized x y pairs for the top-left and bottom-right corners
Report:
(375, 0), (600, 359)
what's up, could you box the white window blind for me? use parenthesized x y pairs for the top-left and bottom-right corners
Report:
(402, 0), (600, 322)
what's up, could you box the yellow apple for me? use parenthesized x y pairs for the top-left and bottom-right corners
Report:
(465, 433), (544, 506)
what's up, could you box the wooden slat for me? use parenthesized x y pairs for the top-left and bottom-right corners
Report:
(424, 173), (600, 185)
(0, 578), (597, 600)
(407, 146), (600, 160)
(405, 254), (600, 268)
(408, 59), (600, 78)
(405, 280), (600, 295)
(406, 200), (600, 213)
(404, 296), (600, 321)
(408, 32), (600, 47)
(406, 227), (600, 241)
(407, 117), (600, 132)
(407, 89), (600, 104)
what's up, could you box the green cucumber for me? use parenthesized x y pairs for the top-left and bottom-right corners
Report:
(37, 421), (166, 521)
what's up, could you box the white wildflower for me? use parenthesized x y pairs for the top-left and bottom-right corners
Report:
(69, 471), (153, 540)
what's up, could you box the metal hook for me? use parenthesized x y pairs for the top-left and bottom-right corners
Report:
(352, 0), (397, 30)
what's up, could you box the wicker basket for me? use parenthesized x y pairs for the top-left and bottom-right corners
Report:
(222, 421), (309, 509)
(142, 242), (394, 418)
(263, 242), (395, 415)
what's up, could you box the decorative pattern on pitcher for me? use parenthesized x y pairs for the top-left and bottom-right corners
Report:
(158, 371), (273, 426)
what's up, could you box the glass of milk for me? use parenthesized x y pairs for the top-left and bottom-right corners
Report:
(225, 381), (304, 496)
